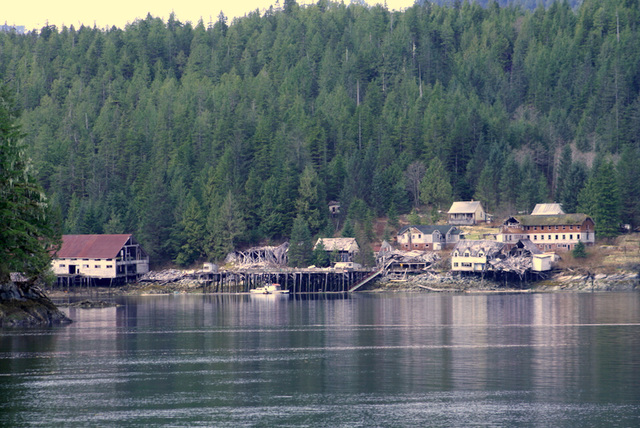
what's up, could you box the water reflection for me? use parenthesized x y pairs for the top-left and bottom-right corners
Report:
(1, 292), (639, 426)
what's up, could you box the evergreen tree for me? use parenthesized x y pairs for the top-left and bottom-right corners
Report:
(572, 240), (587, 258)
(0, 86), (60, 284)
(617, 145), (640, 228)
(579, 160), (621, 239)
(288, 215), (312, 267)
(312, 240), (330, 267)
(419, 157), (452, 211)
(560, 161), (588, 213)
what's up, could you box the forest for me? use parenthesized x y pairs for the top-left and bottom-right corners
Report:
(0, 0), (639, 266)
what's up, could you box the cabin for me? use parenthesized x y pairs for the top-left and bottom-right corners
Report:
(314, 237), (359, 262)
(496, 213), (595, 251)
(396, 225), (461, 251)
(531, 203), (565, 216)
(447, 201), (487, 225)
(51, 234), (149, 284)
(451, 240), (505, 272)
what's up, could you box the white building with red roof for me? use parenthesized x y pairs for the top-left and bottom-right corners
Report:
(51, 234), (149, 284)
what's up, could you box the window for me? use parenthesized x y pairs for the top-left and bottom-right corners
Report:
(562, 225), (566, 230)
(106, 265), (113, 269)
(570, 234), (573, 240)
(541, 235), (544, 240)
(59, 264), (65, 268)
(453, 251), (459, 257)
(555, 226), (559, 230)
(548, 235), (551, 240)
(94, 265), (100, 269)
(548, 226), (552, 230)
(534, 226), (537, 231)
(462, 262), (472, 267)
(534, 235), (537, 240)
(555, 235), (559, 240)
(562, 235), (566, 240)
(82, 264), (89, 268)
(454, 262), (459, 267)
(464, 251), (470, 257)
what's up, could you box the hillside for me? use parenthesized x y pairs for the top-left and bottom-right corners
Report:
(1, 0), (639, 265)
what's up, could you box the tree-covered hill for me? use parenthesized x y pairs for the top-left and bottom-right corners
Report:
(1, 0), (638, 265)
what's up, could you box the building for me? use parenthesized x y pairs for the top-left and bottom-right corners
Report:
(52, 234), (149, 284)
(314, 237), (359, 262)
(496, 214), (595, 251)
(451, 240), (505, 272)
(396, 225), (461, 251)
(447, 201), (487, 225)
(531, 203), (565, 216)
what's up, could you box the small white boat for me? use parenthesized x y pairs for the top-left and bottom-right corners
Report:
(250, 284), (289, 295)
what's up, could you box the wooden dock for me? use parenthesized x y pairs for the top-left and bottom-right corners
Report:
(199, 268), (374, 293)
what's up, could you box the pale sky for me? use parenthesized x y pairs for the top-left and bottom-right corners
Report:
(3, 0), (415, 32)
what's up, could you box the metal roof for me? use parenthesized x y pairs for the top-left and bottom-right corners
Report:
(452, 240), (505, 257)
(397, 225), (457, 236)
(448, 201), (484, 214)
(531, 203), (565, 215)
(55, 234), (133, 259)
(315, 237), (359, 252)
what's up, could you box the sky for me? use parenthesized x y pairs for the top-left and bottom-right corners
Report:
(3, 0), (416, 32)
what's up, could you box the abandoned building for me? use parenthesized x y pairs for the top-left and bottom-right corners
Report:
(451, 240), (505, 272)
(447, 201), (488, 225)
(314, 237), (360, 262)
(51, 234), (149, 285)
(496, 213), (595, 251)
(396, 225), (461, 250)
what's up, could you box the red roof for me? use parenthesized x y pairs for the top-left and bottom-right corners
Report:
(56, 234), (132, 259)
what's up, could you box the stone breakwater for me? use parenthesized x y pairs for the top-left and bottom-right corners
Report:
(0, 282), (72, 327)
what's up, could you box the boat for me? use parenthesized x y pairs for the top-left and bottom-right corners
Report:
(249, 284), (290, 295)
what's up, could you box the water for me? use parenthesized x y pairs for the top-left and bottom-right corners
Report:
(2, 292), (640, 427)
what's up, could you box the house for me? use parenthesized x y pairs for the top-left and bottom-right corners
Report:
(451, 240), (505, 272)
(396, 225), (461, 251)
(496, 213), (595, 251)
(52, 234), (149, 284)
(508, 239), (553, 272)
(314, 237), (359, 262)
(447, 201), (487, 225)
(328, 201), (341, 215)
(531, 203), (565, 216)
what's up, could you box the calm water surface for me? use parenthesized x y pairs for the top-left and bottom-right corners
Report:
(1, 292), (640, 427)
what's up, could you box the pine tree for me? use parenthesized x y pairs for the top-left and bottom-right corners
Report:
(419, 157), (452, 211)
(288, 215), (312, 268)
(579, 160), (621, 239)
(1, 86), (60, 284)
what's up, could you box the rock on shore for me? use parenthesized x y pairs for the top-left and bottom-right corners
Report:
(0, 282), (71, 327)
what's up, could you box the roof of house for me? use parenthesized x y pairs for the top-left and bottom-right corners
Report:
(55, 234), (133, 259)
(531, 203), (565, 215)
(514, 238), (543, 255)
(448, 201), (484, 214)
(453, 240), (505, 257)
(506, 213), (592, 226)
(397, 225), (459, 236)
(315, 237), (359, 252)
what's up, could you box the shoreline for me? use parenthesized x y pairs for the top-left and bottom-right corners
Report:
(42, 269), (639, 300)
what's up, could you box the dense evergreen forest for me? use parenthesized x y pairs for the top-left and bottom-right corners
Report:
(1, 0), (639, 266)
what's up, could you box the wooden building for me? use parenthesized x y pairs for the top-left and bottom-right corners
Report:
(396, 225), (461, 250)
(314, 237), (359, 262)
(52, 234), (149, 284)
(447, 201), (487, 225)
(451, 240), (505, 272)
(496, 214), (595, 251)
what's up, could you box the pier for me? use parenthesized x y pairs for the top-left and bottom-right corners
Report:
(198, 268), (376, 293)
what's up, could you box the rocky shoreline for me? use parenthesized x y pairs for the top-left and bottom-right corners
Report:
(0, 282), (72, 327)
(40, 268), (640, 300)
